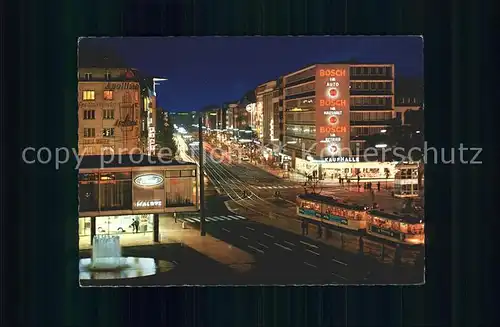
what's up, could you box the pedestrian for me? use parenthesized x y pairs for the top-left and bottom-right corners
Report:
(317, 225), (323, 238)
(305, 221), (309, 235)
(133, 219), (140, 233)
(364, 182), (367, 189)
(174, 212), (177, 223)
(301, 220), (306, 235)
(338, 176), (342, 184)
(377, 181), (381, 191)
(357, 183), (361, 192)
(357, 175), (360, 184)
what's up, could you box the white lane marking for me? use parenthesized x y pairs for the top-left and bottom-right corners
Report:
(205, 218), (216, 221)
(211, 216), (224, 221)
(184, 218), (196, 223)
(274, 242), (292, 251)
(306, 249), (320, 256)
(222, 228), (231, 232)
(300, 241), (318, 249)
(220, 216), (233, 221)
(172, 260), (178, 265)
(332, 272), (348, 280)
(332, 258), (348, 266)
(248, 245), (265, 254)
(228, 215), (243, 220)
(264, 233), (274, 238)
(246, 227), (255, 231)
(240, 235), (249, 240)
(236, 215), (246, 219)
(283, 241), (295, 247)
(257, 242), (269, 248)
(304, 262), (317, 268)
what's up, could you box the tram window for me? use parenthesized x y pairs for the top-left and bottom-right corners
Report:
(391, 221), (400, 230)
(400, 223), (408, 233)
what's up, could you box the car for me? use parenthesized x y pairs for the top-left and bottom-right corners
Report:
(241, 155), (250, 161)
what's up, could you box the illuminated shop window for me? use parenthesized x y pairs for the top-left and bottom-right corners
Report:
(103, 90), (113, 100)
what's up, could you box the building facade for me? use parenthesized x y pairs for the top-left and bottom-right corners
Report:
(78, 155), (199, 247)
(78, 68), (144, 155)
(255, 80), (277, 145)
(281, 63), (396, 180)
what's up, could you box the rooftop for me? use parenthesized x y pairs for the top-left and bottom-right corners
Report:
(78, 155), (196, 170)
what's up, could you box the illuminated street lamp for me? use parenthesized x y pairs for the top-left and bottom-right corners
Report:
(380, 129), (387, 133)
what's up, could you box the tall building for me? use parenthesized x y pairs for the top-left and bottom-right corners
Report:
(281, 63), (396, 180)
(255, 80), (277, 145)
(78, 68), (142, 155)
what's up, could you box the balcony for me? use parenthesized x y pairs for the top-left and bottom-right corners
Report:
(350, 120), (393, 126)
(350, 74), (393, 81)
(350, 89), (393, 96)
(350, 105), (393, 110)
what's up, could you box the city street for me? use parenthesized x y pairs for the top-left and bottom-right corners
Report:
(155, 137), (425, 285)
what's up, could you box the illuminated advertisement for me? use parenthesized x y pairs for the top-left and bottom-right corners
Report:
(315, 65), (350, 157)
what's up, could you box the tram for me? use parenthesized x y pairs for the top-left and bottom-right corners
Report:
(366, 209), (424, 245)
(296, 193), (369, 231)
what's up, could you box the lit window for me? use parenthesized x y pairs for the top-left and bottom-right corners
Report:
(83, 128), (95, 138)
(103, 109), (114, 119)
(83, 110), (95, 120)
(103, 90), (113, 100)
(102, 128), (115, 137)
(83, 90), (95, 101)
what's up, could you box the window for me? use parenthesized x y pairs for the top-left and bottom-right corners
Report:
(83, 128), (95, 138)
(181, 170), (196, 177)
(103, 109), (114, 119)
(103, 90), (113, 100)
(99, 173), (132, 211)
(135, 91), (139, 102)
(83, 110), (95, 120)
(102, 128), (114, 137)
(84, 73), (92, 80)
(82, 90), (95, 101)
(78, 173), (99, 211)
(105, 72), (111, 80)
(165, 170), (181, 178)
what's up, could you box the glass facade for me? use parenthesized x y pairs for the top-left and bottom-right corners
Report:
(165, 171), (196, 207)
(99, 172), (133, 210)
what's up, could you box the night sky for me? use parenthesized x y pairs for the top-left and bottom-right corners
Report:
(79, 37), (423, 112)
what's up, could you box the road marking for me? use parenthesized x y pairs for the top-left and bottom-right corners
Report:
(206, 217), (216, 221)
(257, 242), (269, 248)
(283, 241), (295, 247)
(306, 249), (320, 256)
(184, 218), (197, 223)
(304, 262), (317, 268)
(220, 216), (233, 221)
(172, 260), (178, 265)
(248, 245), (265, 254)
(240, 235), (249, 240)
(222, 228), (231, 232)
(332, 258), (348, 266)
(300, 241), (319, 249)
(246, 227), (255, 231)
(264, 233), (274, 238)
(332, 272), (348, 280)
(274, 242), (292, 251)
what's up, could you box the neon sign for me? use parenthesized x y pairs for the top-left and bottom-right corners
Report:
(135, 200), (162, 207)
(134, 174), (164, 187)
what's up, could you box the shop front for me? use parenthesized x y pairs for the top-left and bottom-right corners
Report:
(78, 155), (200, 248)
(294, 156), (398, 181)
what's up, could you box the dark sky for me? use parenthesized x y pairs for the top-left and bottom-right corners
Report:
(79, 37), (423, 112)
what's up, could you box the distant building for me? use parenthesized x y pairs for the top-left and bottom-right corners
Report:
(255, 80), (278, 145)
(394, 77), (423, 125)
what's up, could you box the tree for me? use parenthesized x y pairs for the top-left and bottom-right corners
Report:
(156, 110), (177, 157)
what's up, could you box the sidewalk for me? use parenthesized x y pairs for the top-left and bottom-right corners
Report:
(160, 228), (256, 272)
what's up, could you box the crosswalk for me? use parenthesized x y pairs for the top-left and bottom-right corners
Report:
(252, 185), (301, 190)
(178, 214), (247, 224)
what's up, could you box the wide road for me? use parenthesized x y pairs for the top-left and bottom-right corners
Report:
(175, 140), (423, 284)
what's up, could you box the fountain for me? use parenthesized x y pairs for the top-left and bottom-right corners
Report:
(79, 234), (175, 282)
(89, 235), (127, 270)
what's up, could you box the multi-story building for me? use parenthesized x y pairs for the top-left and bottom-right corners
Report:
(78, 68), (143, 155)
(394, 77), (424, 125)
(282, 62), (397, 180)
(255, 80), (277, 145)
